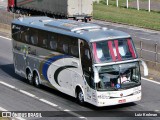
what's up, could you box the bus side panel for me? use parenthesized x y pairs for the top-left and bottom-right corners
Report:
(63, 57), (84, 97)
(12, 41), (27, 78)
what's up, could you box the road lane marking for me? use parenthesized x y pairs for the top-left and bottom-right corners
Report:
(0, 80), (87, 118)
(16, 117), (26, 120)
(142, 77), (160, 85)
(39, 99), (58, 107)
(64, 109), (70, 111)
(155, 110), (159, 112)
(0, 35), (11, 41)
(139, 37), (152, 41)
(79, 117), (87, 119)
(19, 90), (36, 98)
(0, 106), (7, 111)
(0, 81), (16, 89)
(0, 80), (58, 107)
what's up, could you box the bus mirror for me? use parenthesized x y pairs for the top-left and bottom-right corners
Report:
(141, 60), (148, 76)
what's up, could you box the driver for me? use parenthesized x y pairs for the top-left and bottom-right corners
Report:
(118, 70), (131, 84)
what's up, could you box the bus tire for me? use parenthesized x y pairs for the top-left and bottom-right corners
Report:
(33, 72), (41, 88)
(77, 88), (85, 105)
(85, 19), (88, 23)
(26, 70), (33, 85)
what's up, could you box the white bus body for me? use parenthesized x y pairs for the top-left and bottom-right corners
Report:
(12, 17), (148, 107)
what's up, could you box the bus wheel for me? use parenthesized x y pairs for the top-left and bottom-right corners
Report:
(27, 71), (33, 85)
(77, 89), (85, 105)
(33, 73), (41, 88)
(85, 19), (88, 23)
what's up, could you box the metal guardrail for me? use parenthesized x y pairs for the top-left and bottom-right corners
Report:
(134, 39), (160, 64)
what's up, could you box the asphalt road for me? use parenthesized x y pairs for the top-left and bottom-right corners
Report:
(0, 32), (160, 120)
(0, 0), (160, 119)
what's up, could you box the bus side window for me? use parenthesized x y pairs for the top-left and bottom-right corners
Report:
(49, 34), (58, 50)
(25, 35), (30, 43)
(70, 46), (79, 57)
(50, 40), (57, 50)
(57, 35), (71, 55)
(21, 26), (29, 43)
(38, 30), (48, 48)
(31, 35), (38, 45)
(42, 39), (47, 48)
(57, 35), (64, 53)
(63, 44), (69, 54)
(12, 24), (21, 41)
(69, 39), (79, 58)
(29, 28), (38, 45)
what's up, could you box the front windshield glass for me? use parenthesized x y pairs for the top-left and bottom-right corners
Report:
(96, 62), (140, 91)
(92, 38), (137, 63)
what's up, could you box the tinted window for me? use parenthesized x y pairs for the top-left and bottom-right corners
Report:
(49, 35), (58, 50)
(31, 35), (38, 45)
(12, 24), (21, 41)
(63, 44), (69, 53)
(38, 30), (48, 48)
(69, 38), (79, 57)
(13, 25), (79, 57)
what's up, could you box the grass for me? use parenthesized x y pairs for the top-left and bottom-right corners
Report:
(93, 3), (160, 31)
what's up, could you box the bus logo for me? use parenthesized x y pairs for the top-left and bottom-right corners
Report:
(120, 93), (123, 97)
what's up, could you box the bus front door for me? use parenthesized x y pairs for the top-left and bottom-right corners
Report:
(80, 40), (94, 101)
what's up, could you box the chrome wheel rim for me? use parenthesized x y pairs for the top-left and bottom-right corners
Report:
(35, 76), (39, 86)
(28, 73), (32, 81)
(78, 91), (84, 102)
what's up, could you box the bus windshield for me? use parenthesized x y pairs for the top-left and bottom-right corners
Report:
(92, 38), (137, 63)
(96, 62), (141, 91)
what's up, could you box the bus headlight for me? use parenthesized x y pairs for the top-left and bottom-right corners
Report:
(133, 90), (141, 95)
(133, 86), (141, 93)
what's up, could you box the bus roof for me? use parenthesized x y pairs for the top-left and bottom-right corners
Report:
(12, 17), (130, 42)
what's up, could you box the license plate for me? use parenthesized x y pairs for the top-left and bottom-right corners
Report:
(118, 99), (126, 103)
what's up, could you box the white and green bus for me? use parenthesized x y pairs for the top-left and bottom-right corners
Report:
(12, 17), (148, 107)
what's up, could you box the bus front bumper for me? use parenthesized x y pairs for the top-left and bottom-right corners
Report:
(94, 92), (141, 107)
